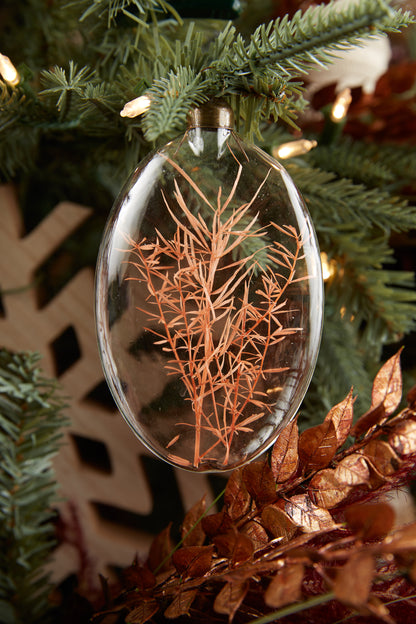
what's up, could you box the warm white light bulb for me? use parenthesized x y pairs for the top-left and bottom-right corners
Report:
(331, 88), (352, 122)
(321, 252), (336, 281)
(0, 53), (20, 86)
(273, 139), (318, 160)
(120, 95), (152, 118)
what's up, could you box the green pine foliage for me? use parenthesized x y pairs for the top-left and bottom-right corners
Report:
(0, 0), (414, 179)
(0, 350), (67, 624)
(281, 148), (416, 417)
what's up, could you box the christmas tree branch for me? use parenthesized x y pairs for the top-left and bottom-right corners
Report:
(78, 0), (182, 28)
(0, 350), (67, 624)
(141, 0), (414, 139)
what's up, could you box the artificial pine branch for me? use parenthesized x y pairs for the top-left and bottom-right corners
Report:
(289, 165), (416, 233)
(303, 305), (374, 418)
(0, 350), (67, 624)
(142, 67), (210, 140)
(77, 0), (182, 27)
(1, 0), (413, 162)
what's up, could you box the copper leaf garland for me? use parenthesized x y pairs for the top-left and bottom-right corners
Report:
(93, 350), (416, 624)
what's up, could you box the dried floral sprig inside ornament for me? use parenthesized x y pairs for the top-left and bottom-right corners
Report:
(95, 101), (323, 471)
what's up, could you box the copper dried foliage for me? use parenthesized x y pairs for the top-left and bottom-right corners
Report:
(371, 348), (403, 415)
(309, 468), (351, 509)
(352, 350), (403, 439)
(324, 387), (354, 447)
(127, 159), (310, 469)
(181, 496), (206, 547)
(345, 502), (396, 541)
(389, 417), (416, 456)
(335, 453), (370, 486)
(147, 524), (173, 573)
(270, 416), (299, 482)
(224, 468), (252, 520)
(352, 402), (386, 439)
(164, 589), (198, 619)
(334, 551), (375, 609)
(125, 600), (159, 624)
(172, 545), (214, 578)
(261, 504), (298, 541)
(298, 419), (337, 473)
(121, 562), (156, 592)
(362, 439), (401, 478)
(240, 519), (269, 549)
(213, 581), (249, 619)
(406, 383), (416, 409)
(265, 562), (304, 608)
(285, 494), (336, 532)
(98, 350), (416, 624)
(381, 523), (416, 554)
(242, 461), (276, 506)
(213, 531), (254, 566)
(201, 510), (233, 537)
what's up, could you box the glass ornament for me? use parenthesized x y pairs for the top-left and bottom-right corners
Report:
(95, 101), (323, 472)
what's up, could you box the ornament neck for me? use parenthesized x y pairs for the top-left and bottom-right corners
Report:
(187, 99), (234, 130)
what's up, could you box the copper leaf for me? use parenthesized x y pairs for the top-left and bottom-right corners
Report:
(147, 524), (173, 573)
(324, 388), (354, 447)
(370, 348), (403, 415)
(334, 453), (370, 486)
(172, 545), (214, 578)
(298, 420), (337, 473)
(389, 418), (416, 456)
(309, 468), (351, 509)
(213, 531), (254, 566)
(202, 511), (233, 537)
(407, 384), (416, 409)
(265, 562), (304, 609)
(352, 350), (403, 440)
(240, 519), (269, 549)
(125, 600), (159, 624)
(224, 468), (252, 520)
(270, 417), (299, 483)
(345, 502), (395, 540)
(181, 496), (206, 547)
(351, 403), (386, 440)
(261, 504), (298, 542)
(242, 461), (276, 506)
(381, 523), (416, 554)
(284, 494), (336, 532)
(334, 552), (375, 609)
(361, 440), (400, 477)
(164, 589), (198, 619)
(213, 581), (249, 620)
(122, 563), (156, 591)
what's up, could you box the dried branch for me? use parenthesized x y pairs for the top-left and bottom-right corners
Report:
(125, 163), (308, 468)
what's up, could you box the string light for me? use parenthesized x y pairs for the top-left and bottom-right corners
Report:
(273, 139), (317, 160)
(331, 87), (352, 122)
(321, 252), (337, 281)
(0, 53), (20, 86)
(120, 95), (152, 118)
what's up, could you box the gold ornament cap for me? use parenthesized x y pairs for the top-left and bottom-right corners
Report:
(187, 99), (234, 130)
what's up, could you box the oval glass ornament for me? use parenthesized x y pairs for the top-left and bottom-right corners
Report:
(95, 102), (323, 472)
